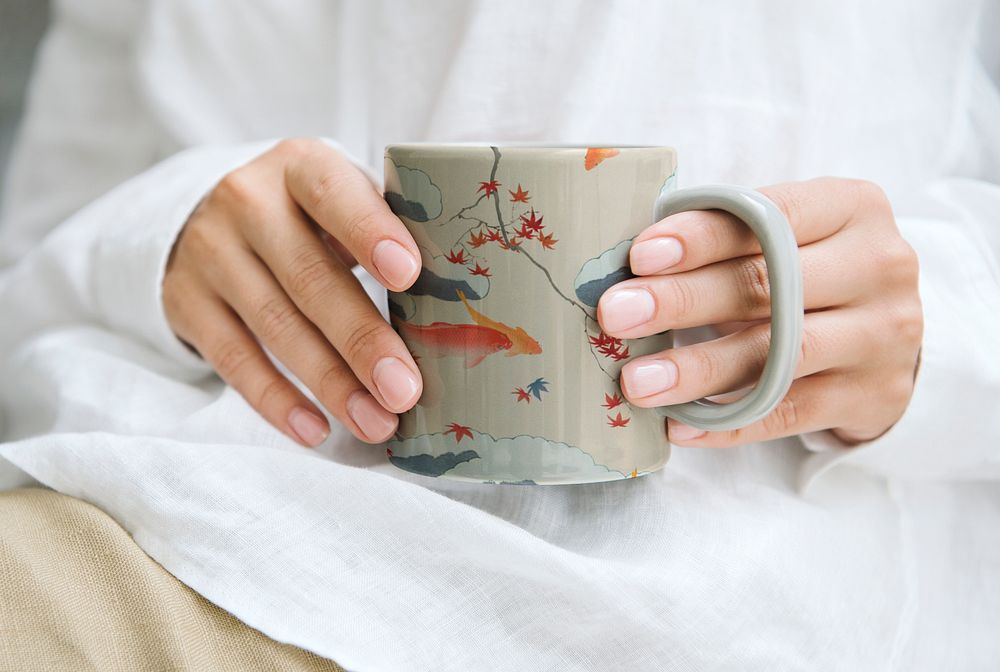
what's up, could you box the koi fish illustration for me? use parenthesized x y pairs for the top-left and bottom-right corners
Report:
(390, 291), (542, 368)
(392, 318), (513, 368)
(584, 147), (620, 171)
(455, 290), (542, 357)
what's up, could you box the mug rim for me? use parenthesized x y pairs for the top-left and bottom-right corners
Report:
(386, 143), (675, 153)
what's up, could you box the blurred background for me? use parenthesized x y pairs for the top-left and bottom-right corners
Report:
(0, 0), (49, 201)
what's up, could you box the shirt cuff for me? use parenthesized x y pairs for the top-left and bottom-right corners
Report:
(91, 138), (379, 374)
(92, 141), (278, 372)
(798, 211), (1000, 488)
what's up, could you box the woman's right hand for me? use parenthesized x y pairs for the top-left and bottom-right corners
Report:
(163, 139), (424, 447)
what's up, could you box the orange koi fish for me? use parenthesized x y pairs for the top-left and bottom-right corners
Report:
(391, 292), (542, 368)
(456, 290), (542, 357)
(584, 147), (620, 171)
(392, 317), (512, 368)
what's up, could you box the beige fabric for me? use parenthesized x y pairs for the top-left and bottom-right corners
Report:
(0, 488), (344, 672)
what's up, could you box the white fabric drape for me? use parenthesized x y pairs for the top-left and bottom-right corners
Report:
(1, 1), (998, 669)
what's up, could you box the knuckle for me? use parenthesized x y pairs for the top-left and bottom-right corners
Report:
(253, 296), (301, 343)
(274, 137), (317, 157)
(853, 179), (891, 213)
(763, 185), (802, 228)
(213, 339), (255, 381)
(286, 245), (337, 303)
(688, 213), (726, 252)
(764, 395), (800, 436)
(178, 215), (223, 259)
(316, 361), (352, 407)
(895, 300), (925, 348)
(662, 277), (698, 323)
(886, 374), (916, 408)
(744, 324), (773, 368)
(798, 324), (822, 371)
(161, 276), (192, 330)
(734, 256), (771, 314)
(687, 347), (724, 388)
(256, 376), (292, 412)
(214, 169), (257, 206)
(882, 238), (920, 285)
(304, 168), (351, 213)
(339, 206), (380, 246)
(340, 318), (388, 365)
(713, 429), (743, 447)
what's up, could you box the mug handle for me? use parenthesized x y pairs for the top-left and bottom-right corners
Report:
(650, 185), (803, 431)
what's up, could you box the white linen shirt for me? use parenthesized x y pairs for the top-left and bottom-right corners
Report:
(1, 1), (998, 670)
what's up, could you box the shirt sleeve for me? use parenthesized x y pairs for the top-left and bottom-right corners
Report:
(0, 141), (280, 375)
(797, 10), (1000, 487)
(799, 178), (1000, 486)
(0, 1), (375, 375)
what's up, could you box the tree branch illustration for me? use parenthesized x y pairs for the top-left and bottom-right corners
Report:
(435, 146), (628, 381)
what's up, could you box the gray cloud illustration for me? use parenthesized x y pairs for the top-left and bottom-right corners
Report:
(405, 253), (489, 302)
(573, 239), (635, 308)
(388, 450), (480, 477)
(387, 292), (417, 321)
(390, 432), (624, 483)
(384, 164), (443, 222)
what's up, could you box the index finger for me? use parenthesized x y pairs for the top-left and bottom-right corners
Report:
(282, 138), (422, 292)
(628, 177), (889, 276)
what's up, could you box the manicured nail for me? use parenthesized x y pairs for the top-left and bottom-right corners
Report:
(623, 359), (679, 398)
(669, 422), (706, 442)
(372, 357), (421, 411)
(630, 237), (683, 275)
(346, 390), (398, 441)
(288, 407), (330, 447)
(372, 239), (420, 288)
(600, 288), (655, 333)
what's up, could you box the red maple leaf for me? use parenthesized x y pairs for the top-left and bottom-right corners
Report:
(484, 229), (502, 242)
(513, 223), (535, 239)
(519, 208), (544, 232)
(512, 387), (531, 403)
(468, 231), (488, 248)
(509, 184), (530, 203)
(469, 262), (492, 277)
(609, 345), (630, 361)
(477, 180), (501, 199)
(590, 331), (629, 360)
(589, 333), (612, 347)
(445, 248), (469, 264)
(497, 235), (521, 250)
(602, 392), (624, 409)
(444, 422), (474, 443)
(607, 413), (630, 428)
(538, 231), (558, 250)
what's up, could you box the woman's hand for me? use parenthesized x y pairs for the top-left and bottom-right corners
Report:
(598, 178), (922, 447)
(164, 139), (423, 447)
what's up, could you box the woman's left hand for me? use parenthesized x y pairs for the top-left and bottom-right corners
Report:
(597, 177), (923, 447)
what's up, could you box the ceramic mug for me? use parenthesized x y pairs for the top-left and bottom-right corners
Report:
(383, 145), (802, 485)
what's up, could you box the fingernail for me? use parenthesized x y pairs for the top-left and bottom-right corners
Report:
(346, 390), (398, 441)
(372, 240), (420, 288)
(669, 422), (706, 442)
(600, 288), (655, 333)
(372, 357), (421, 411)
(630, 237), (684, 274)
(288, 407), (330, 447)
(623, 359), (679, 398)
